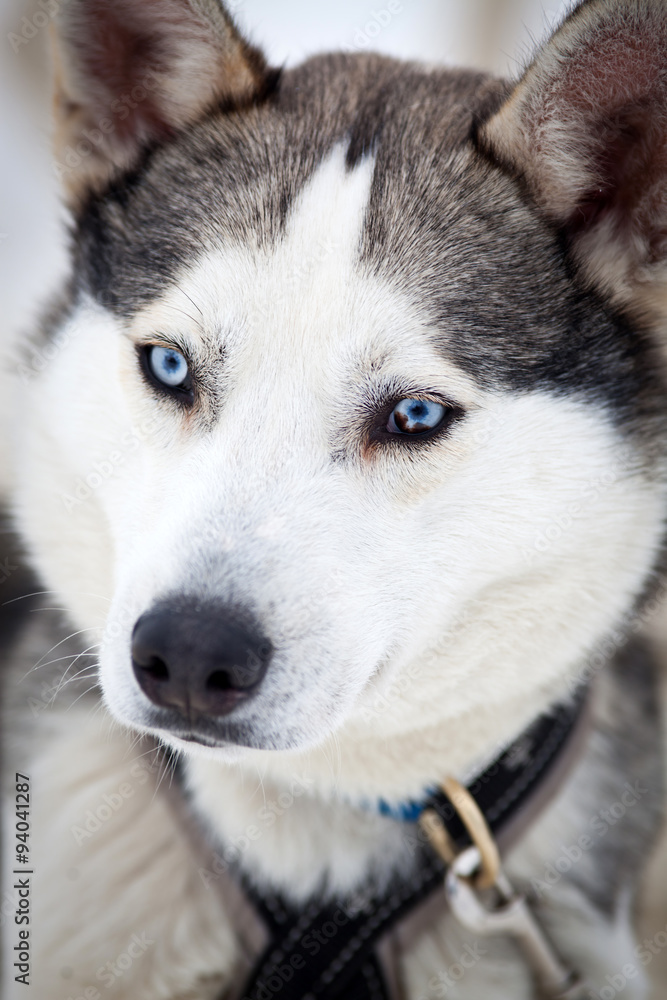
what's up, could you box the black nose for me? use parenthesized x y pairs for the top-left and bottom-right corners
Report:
(131, 601), (272, 719)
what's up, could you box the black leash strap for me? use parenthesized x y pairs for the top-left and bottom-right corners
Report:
(232, 690), (588, 1000)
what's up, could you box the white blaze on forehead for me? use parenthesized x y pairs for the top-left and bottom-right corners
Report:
(278, 144), (376, 281)
(207, 142), (375, 325)
(241, 145), (377, 364)
(240, 143), (377, 363)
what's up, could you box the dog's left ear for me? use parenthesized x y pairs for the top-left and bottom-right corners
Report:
(52, 0), (276, 205)
(478, 0), (667, 317)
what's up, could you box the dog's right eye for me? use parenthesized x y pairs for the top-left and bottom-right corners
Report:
(148, 346), (190, 387)
(387, 399), (447, 435)
(140, 345), (194, 402)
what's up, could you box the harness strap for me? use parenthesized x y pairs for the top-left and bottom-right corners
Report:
(242, 854), (445, 1000)
(228, 688), (589, 1000)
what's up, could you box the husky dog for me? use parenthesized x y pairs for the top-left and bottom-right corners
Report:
(3, 1), (667, 997)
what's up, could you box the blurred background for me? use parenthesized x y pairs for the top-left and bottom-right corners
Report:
(1, 2), (667, 995)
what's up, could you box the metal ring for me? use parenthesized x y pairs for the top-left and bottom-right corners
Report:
(440, 776), (500, 889)
(419, 808), (457, 865)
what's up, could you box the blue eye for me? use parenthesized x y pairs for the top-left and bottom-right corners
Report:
(147, 346), (190, 389)
(387, 398), (448, 435)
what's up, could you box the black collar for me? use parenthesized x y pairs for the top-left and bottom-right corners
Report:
(232, 687), (589, 1000)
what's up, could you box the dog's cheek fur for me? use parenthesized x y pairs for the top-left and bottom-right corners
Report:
(12, 303), (126, 631)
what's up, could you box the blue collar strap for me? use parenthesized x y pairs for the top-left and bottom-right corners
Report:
(376, 793), (437, 823)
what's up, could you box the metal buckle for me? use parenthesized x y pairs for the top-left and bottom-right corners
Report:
(420, 778), (586, 1000)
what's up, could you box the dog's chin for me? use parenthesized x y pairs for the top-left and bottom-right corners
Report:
(106, 696), (337, 759)
(153, 724), (336, 762)
(161, 734), (254, 763)
(146, 716), (299, 755)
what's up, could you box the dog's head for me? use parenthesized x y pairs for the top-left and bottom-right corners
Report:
(15, 1), (667, 781)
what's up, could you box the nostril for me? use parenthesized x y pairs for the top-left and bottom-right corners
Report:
(142, 656), (169, 681)
(206, 658), (259, 691)
(206, 670), (233, 692)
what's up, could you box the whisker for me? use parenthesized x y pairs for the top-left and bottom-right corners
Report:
(65, 683), (101, 712)
(53, 650), (101, 695)
(124, 733), (150, 762)
(1, 589), (59, 607)
(2, 588), (112, 609)
(50, 670), (99, 701)
(24, 646), (100, 678)
(166, 752), (180, 791)
(56, 665), (99, 688)
(25, 627), (101, 676)
(175, 283), (205, 321)
(151, 756), (173, 802)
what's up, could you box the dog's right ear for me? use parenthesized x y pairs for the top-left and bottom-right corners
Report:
(52, 0), (276, 206)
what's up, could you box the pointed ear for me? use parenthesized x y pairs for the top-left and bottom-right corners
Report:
(52, 0), (276, 205)
(478, 0), (667, 317)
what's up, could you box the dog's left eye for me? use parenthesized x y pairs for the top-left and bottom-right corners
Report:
(387, 399), (448, 435)
(147, 346), (190, 388)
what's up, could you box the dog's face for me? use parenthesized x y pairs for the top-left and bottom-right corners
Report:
(15, 1), (667, 769)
